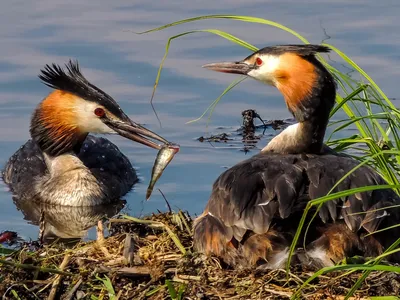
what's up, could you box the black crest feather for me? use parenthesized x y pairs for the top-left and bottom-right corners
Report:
(252, 44), (330, 57)
(38, 60), (126, 119)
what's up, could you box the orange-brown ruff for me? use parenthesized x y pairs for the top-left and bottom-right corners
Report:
(194, 45), (400, 269)
(37, 90), (85, 150)
(274, 53), (317, 114)
(2, 61), (170, 206)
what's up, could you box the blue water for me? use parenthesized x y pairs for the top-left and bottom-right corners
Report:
(0, 0), (399, 242)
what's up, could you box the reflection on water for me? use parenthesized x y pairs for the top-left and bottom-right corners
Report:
(14, 198), (125, 244)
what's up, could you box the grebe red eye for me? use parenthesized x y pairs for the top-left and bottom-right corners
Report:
(94, 108), (105, 117)
(256, 57), (263, 66)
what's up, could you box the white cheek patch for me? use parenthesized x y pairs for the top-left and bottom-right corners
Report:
(247, 55), (281, 85)
(74, 99), (115, 134)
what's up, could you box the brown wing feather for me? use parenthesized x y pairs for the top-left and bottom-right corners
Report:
(201, 152), (400, 242)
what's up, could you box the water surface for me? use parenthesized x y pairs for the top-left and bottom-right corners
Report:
(0, 0), (399, 241)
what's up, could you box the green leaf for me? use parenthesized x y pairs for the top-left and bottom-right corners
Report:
(165, 280), (177, 299)
(0, 247), (17, 256)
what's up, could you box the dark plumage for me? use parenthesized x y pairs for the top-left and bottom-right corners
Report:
(2, 136), (138, 203)
(195, 44), (400, 269)
(250, 44), (330, 57)
(195, 151), (400, 268)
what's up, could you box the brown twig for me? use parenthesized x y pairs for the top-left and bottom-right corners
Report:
(96, 220), (110, 257)
(62, 277), (83, 300)
(263, 288), (292, 298)
(173, 274), (201, 283)
(123, 233), (136, 265)
(47, 254), (70, 300)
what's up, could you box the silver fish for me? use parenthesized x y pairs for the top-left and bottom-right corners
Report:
(146, 144), (180, 200)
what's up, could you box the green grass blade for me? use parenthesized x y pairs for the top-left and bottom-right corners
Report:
(345, 237), (400, 299)
(165, 280), (177, 299)
(323, 43), (394, 109)
(348, 203), (400, 216)
(329, 84), (369, 118)
(145, 285), (166, 297)
(186, 76), (247, 125)
(0, 247), (17, 256)
(11, 290), (22, 300)
(291, 264), (400, 299)
(147, 29), (255, 126)
(96, 275), (116, 298)
(135, 15), (310, 44)
(309, 185), (400, 206)
(364, 223), (400, 237)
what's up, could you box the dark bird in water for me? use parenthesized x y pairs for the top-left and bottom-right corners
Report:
(194, 44), (400, 269)
(2, 61), (170, 206)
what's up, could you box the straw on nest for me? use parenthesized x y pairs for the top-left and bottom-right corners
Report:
(1, 211), (399, 300)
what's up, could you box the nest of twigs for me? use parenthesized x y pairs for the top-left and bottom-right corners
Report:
(1, 212), (399, 299)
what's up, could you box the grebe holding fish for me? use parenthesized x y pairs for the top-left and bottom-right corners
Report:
(2, 61), (180, 206)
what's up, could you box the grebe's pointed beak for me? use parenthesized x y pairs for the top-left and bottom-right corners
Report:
(202, 61), (253, 75)
(104, 118), (169, 150)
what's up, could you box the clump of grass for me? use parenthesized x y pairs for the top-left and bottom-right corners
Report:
(1, 211), (399, 299)
(134, 15), (400, 299)
(0, 211), (194, 299)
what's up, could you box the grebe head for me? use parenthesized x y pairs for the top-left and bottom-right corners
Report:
(202, 45), (336, 122)
(202, 44), (337, 154)
(31, 60), (168, 156)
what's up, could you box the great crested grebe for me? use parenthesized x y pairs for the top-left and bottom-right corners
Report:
(194, 45), (400, 269)
(2, 61), (170, 207)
